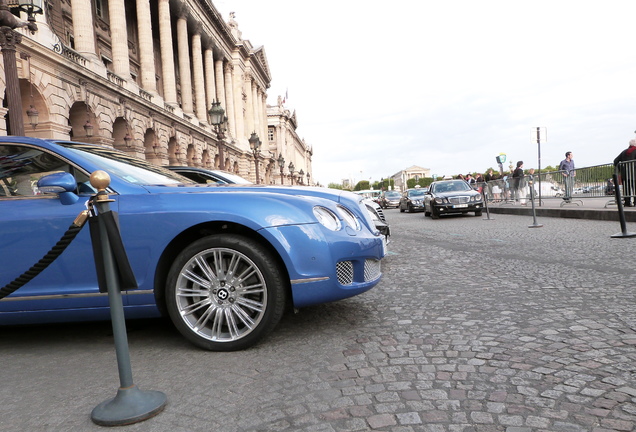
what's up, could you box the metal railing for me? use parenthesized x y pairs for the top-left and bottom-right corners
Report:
(477, 161), (636, 207)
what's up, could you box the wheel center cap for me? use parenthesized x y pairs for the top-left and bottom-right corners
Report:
(217, 288), (229, 300)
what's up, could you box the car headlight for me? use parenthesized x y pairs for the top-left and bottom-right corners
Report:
(474, 194), (482, 202)
(337, 205), (361, 230)
(313, 206), (341, 231)
(365, 203), (381, 223)
(434, 197), (445, 204)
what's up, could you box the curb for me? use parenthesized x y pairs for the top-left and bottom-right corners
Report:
(486, 205), (636, 222)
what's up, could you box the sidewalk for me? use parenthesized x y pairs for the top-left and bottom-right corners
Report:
(484, 195), (636, 222)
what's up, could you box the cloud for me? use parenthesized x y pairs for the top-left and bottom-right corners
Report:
(216, 0), (636, 185)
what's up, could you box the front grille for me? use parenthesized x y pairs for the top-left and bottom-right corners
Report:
(375, 206), (387, 222)
(336, 261), (354, 285)
(448, 196), (470, 204)
(364, 259), (381, 282)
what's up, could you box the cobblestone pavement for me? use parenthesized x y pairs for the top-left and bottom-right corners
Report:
(1, 212), (635, 432)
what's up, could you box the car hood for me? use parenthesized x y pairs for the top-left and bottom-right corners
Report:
(434, 190), (479, 198)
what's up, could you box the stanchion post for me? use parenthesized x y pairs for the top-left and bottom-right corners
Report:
(89, 171), (167, 426)
(482, 186), (493, 220)
(611, 169), (636, 238)
(528, 174), (543, 228)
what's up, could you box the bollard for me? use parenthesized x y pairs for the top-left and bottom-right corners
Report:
(481, 187), (494, 220)
(527, 175), (543, 228)
(88, 171), (167, 426)
(610, 171), (636, 238)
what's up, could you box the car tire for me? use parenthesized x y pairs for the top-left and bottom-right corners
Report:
(431, 208), (440, 219)
(400, 207), (405, 213)
(165, 234), (286, 351)
(475, 210), (483, 217)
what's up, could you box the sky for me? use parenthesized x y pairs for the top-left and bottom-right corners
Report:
(214, 0), (636, 186)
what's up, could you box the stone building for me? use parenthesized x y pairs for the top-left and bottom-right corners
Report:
(391, 165), (431, 191)
(0, 0), (312, 184)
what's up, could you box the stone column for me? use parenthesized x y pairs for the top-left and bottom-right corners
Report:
(252, 82), (260, 136)
(136, 0), (156, 92)
(244, 74), (254, 135)
(108, 0), (130, 80)
(158, 0), (177, 105)
(71, 0), (97, 58)
(204, 48), (215, 117)
(224, 62), (236, 137)
(176, 13), (193, 114)
(191, 31), (206, 122)
(214, 58), (225, 109)
(231, 65), (244, 140)
(260, 91), (268, 142)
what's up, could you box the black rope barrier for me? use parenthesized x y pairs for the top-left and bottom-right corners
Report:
(0, 213), (88, 300)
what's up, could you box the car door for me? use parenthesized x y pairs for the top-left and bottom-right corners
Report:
(0, 143), (113, 314)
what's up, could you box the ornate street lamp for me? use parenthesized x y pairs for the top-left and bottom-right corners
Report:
(123, 131), (132, 147)
(248, 132), (261, 184)
(298, 169), (304, 185)
(83, 120), (94, 137)
(25, 104), (38, 128)
(17, 0), (43, 29)
(208, 99), (227, 169)
(306, 172), (310, 186)
(277, 153), (285, 185)
(0, 0), (41, 135)
(288, 162), (295, 185)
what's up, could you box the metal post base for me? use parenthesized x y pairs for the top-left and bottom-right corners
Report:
(528, 223), (543, 228)
(611, 231), (636, 238)
(91, 385), (167, 426)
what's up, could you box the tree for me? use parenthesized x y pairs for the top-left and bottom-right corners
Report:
(354, 180), (370, 191)
(327, 183), (343, 190)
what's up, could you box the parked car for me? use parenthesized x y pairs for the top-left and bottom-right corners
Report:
(0, 137), (385, 351)
(424, 180), (483, 219)
(399, 187), (427, 213)
(379, 190), (401, 209)
(168, 166), (251, 184)
(167, 166), (390, 243)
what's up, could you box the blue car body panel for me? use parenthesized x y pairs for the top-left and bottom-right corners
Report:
(0, 137), (384, 324)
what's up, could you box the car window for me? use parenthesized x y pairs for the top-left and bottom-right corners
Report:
(0, 144), (91, 198)
(60, 142), (186, 186)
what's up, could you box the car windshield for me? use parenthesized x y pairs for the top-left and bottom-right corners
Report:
(59, 142), (189, 185)
(217, 171), (252, 184)
(432, 181), (471, 193)
(407, 189), (426, 197)
(385, 191), (400, 198)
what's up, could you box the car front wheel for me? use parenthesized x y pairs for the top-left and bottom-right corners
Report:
(165, 234), (286, 351)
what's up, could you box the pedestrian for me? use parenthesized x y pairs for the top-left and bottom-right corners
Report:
(466, 174), (476, 187)
(559, 151), (575, 202)
(484, 169), (495, 201)
(613, 139), (636, 207)
(512, 161), (525, 203)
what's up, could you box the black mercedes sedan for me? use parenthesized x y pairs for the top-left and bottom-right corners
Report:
(424, 180), (483, 219)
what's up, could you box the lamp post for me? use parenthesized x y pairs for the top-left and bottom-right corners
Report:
(288, 161), (295, 185)
(298, 169), (304, 185)
(306, 172), (310, 186)
(0, 0), (41, 135)
(248, 132), (261, 184)
(277, 153), (285, 185)
(208, 99), (227, 170)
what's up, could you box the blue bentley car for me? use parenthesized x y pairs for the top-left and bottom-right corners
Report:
(0, 137), (385, 351)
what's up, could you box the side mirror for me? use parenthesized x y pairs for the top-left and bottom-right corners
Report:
(37, 172), (80, 205)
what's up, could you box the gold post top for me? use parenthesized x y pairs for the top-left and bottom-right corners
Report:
(90, 170), (111, 191)
(90, 170), (114, 201)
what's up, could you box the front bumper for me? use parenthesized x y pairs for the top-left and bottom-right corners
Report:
(435, 202), (483, 214)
